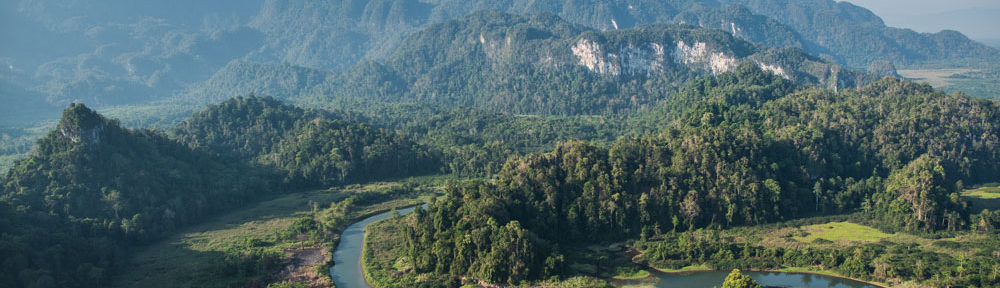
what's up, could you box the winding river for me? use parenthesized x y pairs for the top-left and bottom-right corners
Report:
(330, 206), (418, 288)
(331, 207), (879, 288)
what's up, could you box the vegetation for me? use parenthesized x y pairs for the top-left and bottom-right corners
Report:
(2, 2), (999, 288)
(397, 65), (1000, 286)
(722, 269), (762, 288)
(0, 104), (281, 287)
(112, 179), (439, 288)
(306, 11), (876, 117)
(174, 96), (439, 187)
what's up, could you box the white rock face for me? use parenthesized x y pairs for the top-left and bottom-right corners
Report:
(571, 38), (621, 75)
(620, 43), (666, 76)
(671, 41), (738, 75)
(758, 62), (791, 79)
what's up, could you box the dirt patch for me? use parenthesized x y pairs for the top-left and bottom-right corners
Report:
(273, 247), (334, 287)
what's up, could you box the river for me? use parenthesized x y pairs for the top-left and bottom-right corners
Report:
(331, 207), (879, 288)
(330, 206), (418, 288)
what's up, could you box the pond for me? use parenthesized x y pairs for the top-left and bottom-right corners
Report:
(613, 270), (881, 288)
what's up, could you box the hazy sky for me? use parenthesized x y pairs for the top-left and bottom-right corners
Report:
(843, 0), (1000, 40)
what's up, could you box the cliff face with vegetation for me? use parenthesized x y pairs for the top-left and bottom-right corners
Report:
(305, 11), (877, 117)
(4, 0), (993, 109)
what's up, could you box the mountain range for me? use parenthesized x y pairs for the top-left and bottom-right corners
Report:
(2, 0), (995, 118)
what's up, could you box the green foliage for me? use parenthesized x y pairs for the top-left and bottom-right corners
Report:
(875, 155), (967, 232)
(308, 11), (873, 117)
(0, 104), (280, 287)
(402, 65), (1000, 284)
(722, 269), (762, 288)
(174, 96), (440, 187)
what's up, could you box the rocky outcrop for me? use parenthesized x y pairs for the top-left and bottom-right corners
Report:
(57, 103), (106, 147)
(571, 38), (621, 75)
(672, 41), (738, 75)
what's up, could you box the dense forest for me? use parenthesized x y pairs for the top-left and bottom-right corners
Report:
(0, 104), (280, 287)
(0, 99), (440, 287)
(2, 1), (1000, 288)
(402, 65), (1000, 286)
(173, 96), (439, 187)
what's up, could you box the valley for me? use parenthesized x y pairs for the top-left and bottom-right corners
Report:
(3, 1), (1000, 288)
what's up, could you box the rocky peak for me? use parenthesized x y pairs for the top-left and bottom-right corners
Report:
(57, 103), (106, 147)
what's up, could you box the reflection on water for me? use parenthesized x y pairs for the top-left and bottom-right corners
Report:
(614, 270), (880, 288)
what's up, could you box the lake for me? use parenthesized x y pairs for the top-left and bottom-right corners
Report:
(613, 270), (881, 288)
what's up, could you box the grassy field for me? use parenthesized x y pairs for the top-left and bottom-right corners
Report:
(898, 68), (1000, 99)
(111, 176), (445, 288)
(729, 217), (979, 259)
(898, 69), (974, 88)
(652, 264), (712, 273)
(791, 221), (892, 244)
(962, 183), (1000, 210)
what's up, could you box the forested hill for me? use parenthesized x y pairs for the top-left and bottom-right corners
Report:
(0, 104), (281, 287)
(307, 11), (876, 116)
(403, 66), (1000, 286)
(173, 96), (440, 187)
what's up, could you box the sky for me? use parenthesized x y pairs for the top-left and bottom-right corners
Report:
(843, 0), (1000, 41)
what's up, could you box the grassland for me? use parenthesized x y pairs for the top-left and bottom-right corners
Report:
(791, 221), (891, 244)
(727, 217), (980, 259)
(898, 68), (1000, 99)
(651, 264), (711, 273)
(111, 176), (445, 288)
(962, 183), (1000, 210)
(898, 69), (974, 88)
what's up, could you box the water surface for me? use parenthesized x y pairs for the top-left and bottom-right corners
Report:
(330, 206), (418, 288)
(614, 270), (880, 288)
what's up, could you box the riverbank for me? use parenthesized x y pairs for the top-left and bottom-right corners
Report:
(110, 176), (445, 288)
(358, 206), (424, 288)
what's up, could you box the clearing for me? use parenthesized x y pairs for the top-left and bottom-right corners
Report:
(792, 221), (891, 244)
(962, 183), (1000, 210)
(897, 69), (973, 88)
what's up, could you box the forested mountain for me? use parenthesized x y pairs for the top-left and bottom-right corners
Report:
(0, 104), (280, 287)
(173, 96), (439, 187)
(403, 65), (1000, 285)
(4, 0), (993, 113)
(723, 0), (1000, 67)
(305, 11), (876, 116)
(3, 1), (999, 287)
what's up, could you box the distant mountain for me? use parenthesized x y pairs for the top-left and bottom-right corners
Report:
(308, 11), (876, 116)
(4, 0), (994, 112)
(877, 8), (1000, 42)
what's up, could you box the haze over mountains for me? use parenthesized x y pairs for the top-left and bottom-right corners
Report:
(845, 0), (1000, 42)
(2, 0), (997, 127)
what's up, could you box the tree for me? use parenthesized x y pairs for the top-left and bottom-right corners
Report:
(722, 269), (762, 288)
